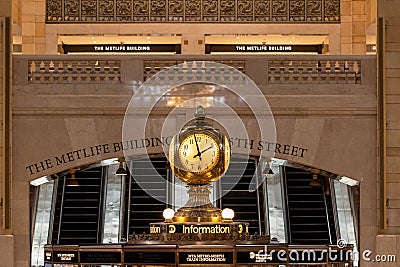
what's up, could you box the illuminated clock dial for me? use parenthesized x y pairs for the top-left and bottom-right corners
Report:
(178, 133), (220, 174)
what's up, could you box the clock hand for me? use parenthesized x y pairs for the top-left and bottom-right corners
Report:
(193, 134), (202, 160)
(200, 145), (213, 154)
(193, 150), (202, 159)
(193, 153), (202, 159)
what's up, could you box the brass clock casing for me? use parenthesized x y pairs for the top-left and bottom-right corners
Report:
(169, 123), (231, 186)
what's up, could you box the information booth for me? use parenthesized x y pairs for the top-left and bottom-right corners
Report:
(44, 243), (353, 267)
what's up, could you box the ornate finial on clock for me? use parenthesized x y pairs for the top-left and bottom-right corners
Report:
(194, 105), (206, 119)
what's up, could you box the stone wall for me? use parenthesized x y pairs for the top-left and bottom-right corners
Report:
(371, 1), (400, 265)
(383, 3), (400, 234)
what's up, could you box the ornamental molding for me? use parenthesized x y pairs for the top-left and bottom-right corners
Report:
(46, 0), (340, 23)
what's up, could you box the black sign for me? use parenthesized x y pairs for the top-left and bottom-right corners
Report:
(80, 251), (121, 263)
(52, 251), (78, 263)
(237, 250), (286, 264)
(62, 44), (181, 54)
(150, 222), (247, 234)
(179, 252), (233, 264)
(206, 44), (323, 54)
(124, 251), (176, 264)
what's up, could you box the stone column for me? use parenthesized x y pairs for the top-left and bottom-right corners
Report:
(351, 0), (367, 53)
(341, 0), (367, 54)
(375, 0), (400, 263)
(21, 0), (45, 54)
(0, 0), (15, 265)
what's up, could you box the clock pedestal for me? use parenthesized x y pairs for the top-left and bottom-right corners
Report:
(173, 185), (222, 223)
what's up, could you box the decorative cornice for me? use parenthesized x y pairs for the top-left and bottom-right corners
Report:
(46, 0), (340, 23)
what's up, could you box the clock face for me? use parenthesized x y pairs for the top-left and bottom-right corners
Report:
(178, 133), (220, 174)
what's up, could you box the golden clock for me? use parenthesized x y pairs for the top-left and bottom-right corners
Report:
(169, 107), (231, 186)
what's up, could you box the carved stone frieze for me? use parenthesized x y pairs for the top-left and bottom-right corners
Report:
(272, 0), (288, 21)
(116, 0), (132, 21)
(254, 0), (270, 21)
(169, 0), (184, 15)
(47, 0), (62, 21)
(117, 0), (132, 16)
(81, 0), (97, 15)
(46, 0), (340, 23)
(64, 0), (79, 21)
(238, 0), (253, 15)
(81, 0), (97, 21)
(289, 0), (305, 21)
(306, 0), (322, 21)
(150, 0), (166, 21)
(185, 0), (201, 21)
(220, 0), (236, 15)
(99, 0), (114, 16)
(203, 0), (218, 16)
(324, 0), (340, 21)
(133, 1), (149, 15)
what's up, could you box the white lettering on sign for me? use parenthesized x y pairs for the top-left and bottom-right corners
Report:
(186, 253), (226, 262)
(57, 253), (75, 261)
(234, 45), (293, 52)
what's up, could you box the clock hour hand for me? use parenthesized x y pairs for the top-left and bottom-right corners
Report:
(193, 134), (202, 160)
(193, 153), (202, 159)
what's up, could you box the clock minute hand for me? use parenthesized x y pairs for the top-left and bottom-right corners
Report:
(200, 145), (213, 154)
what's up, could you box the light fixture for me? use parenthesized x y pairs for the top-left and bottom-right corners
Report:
(222, 208), (235, 222)
(271, 158), (287, 166)
(30, 176), (50, 186)
(339, 176), (359, 186)
(101, 157), (118, 166)
(163, 208), (175, 223)
(115, 157), (127, 176)
(310, 173), (322, 187)
(67, 169), (79, 187)
(270, 158), (286, 174)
